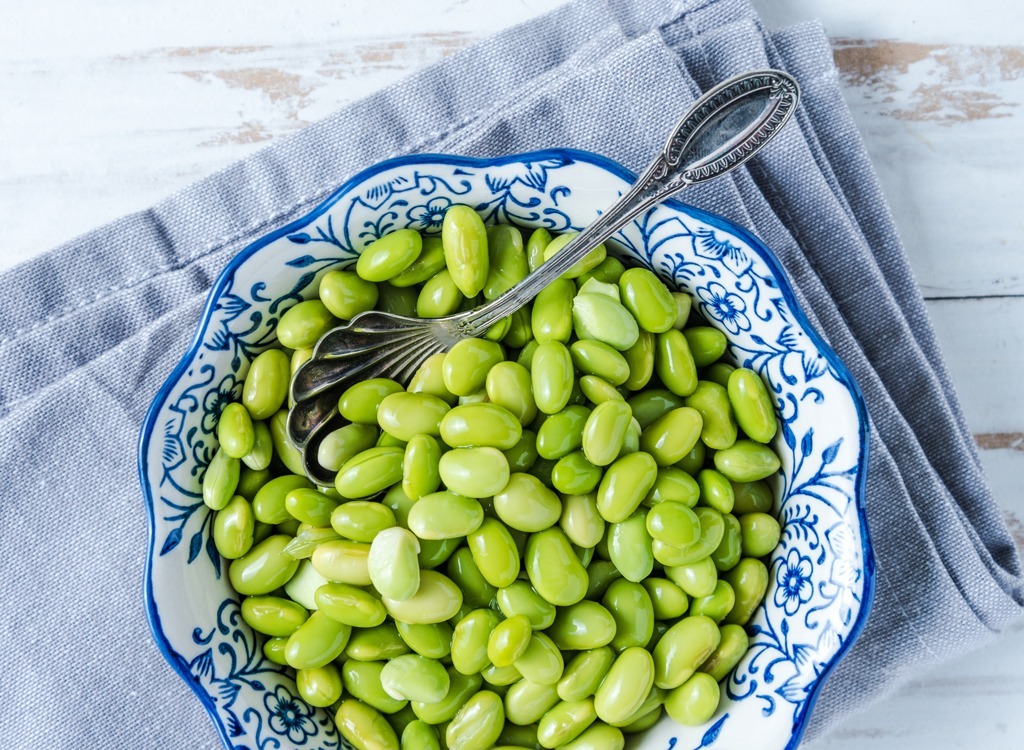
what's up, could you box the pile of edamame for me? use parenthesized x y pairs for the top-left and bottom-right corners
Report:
(203, 204), (784, 750)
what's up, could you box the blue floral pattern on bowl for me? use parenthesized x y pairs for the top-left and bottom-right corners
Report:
(139, 149), (873, 750)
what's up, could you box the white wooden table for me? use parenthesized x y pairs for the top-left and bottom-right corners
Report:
(2, 0), (1021, 747)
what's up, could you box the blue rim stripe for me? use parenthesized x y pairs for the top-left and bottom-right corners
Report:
(138, 147), (874, 750)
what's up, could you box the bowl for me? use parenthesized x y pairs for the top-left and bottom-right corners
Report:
(139, 149), (873, 750)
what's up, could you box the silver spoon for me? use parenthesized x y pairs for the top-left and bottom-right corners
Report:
(288, 69), (800, 485)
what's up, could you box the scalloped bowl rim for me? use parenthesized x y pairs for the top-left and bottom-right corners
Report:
(139, 148), (875, 750)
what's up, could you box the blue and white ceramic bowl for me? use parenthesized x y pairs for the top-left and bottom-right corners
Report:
(139, 150), (874, 750)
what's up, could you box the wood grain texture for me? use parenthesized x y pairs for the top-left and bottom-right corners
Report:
(0, 0), (1021, 747)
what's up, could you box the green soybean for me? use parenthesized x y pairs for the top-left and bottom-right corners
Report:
(698, 623), (750, 681)
(552, 452), (602, 495)
(203, 447), (240, 511)
(594, 647), (655, 725)
(446, 690), (505, 750)
(497, 582), (556, 630)
(438, 447), (510, 498)
(317, 423), (378, 473)
(488, 614), (533, 667)
(559, 492), (605, 549)
(505, 679), (561, 726)
(664, 672), (720, 726)
(316, 583), (388, 628)
(671, 292), (692, 330)
(727, 367), (777, 443)
(336, 698), (400, 750)
(468, 518), (521, 588)
(344, 624), (410, 662)
(697, 468), (735, 514)
(446, 547), (498, 609)
(412, 667), (482, 724)
(319, 269), (380, 318)
(213, 494), (255, 559)
(311, 539), (372, 586)
(242, 348), (290, 420)
(277, 300), (338, 349)
(493, 473), (562, 532)
(619, 268), (677, 333)
(229, 535), (298, 595)
(417, 268), (464, 318)
(402, 720), (441, 750)
(514, 631), (564, 686)
(531, 341), (574, 415)
(382, 570), (463, 625)
(452, 608), (501, 675)
(391, 236), (446, 288)
(622, 330), (655, 391)
(241, 420), (273, 471)
(607, 511), (654, 583)
(483, 224), (528, 299)
(526, 227), (553, 272)
(380, 654), (450, 703)
(596, 451), (658, 523)
(241, 595), (309, 637)
(714, 440), (782, 482)
(543, 232), (607, 279)
(442, 205), (489, 297)
(739, 512), (782, 557)
(366, 526), (422, 599)
(339, 378), (404, 425)
(335, 446), (405, 498)
(642, 578), (689, 620)
(732, 479), (774, 515)
(399, 434), (441, 500)
(440, 403), (523, 450)
(332, 501), (397, 543)
(537, 699), (597, 748)
(683, 326), (728, 367)
(572, 293), (639, 351)
(357, 228), (423, 283)
(536, 405), (590, 460)
(666, 557), (719, 599)
(580, 400), (632, 467)
(285, 610), (352, 669)
(689, 580), (736, 623)
(532, 277), (576, 344)
(557, 647), (616, 702)
(525, 528), (589, 606)
(442, 339), (504, 397)
(253, 475), (312, 524)
(236, 465), (271, 500)
(263, 636), (289, 665)
(646, 501), (701, 548)
(377, 392), (451, 442)
(603, 579), (655, 651)
(395, 620), (452, 660)
(547, 602), (616, 650)
(655, 330), (698, 397)
(485, 363), (538, 427)
(652, 615), (721, 689)
(643, 466), (700, 508)
(296, 664), (343, 708)
(685, 381), (738, 451)
(285, 487), (339, 526)
(284, 559), (330, 610)
(559, 723), (624, 750)
(408, 491), (484, 540)
(570, 340), (630, 386)
(640, 407), (703, 466)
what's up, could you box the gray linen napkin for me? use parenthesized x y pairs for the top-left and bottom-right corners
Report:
(1, 0), (1020, 747)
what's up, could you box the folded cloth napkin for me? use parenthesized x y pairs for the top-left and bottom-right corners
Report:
(1, 0), (1020, 747)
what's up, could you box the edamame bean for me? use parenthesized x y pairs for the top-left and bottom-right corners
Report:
(557, 647), (616, 702)
(547, 602), (616, 650)
(654, 506), (725, 566)
(285, 487), (339, 527)
(335, 446), (404, 498)
(619, 268), (677, 333)
(380, 654), (450, 703)
(622, 330), (655, 391)
(442, 205), (489, 297)
(642, 578), (689, 620)
(643, 466), (700, 508)
(412, 668), (483, 725)
(440, 403), (523, 450)
(263, 637), (289, 665)
(446, 690), (505, 750)
(241, 420), (273, 471)
(603, 579), (655, 651)
(382, 570), (463, 625)
(253, 475), (313, 524)
(497, 582), (556, 630)
(417, 268), (464, 318)
(699, 623), (750, 682)
(367, 526), (420, 599)
(332, 501), (397, 543)
(446, 547), (498, 609)
(242, 348), (290, 420)
(229, 535), (299, 595)
(627, 389), (683, 430)
(710, 513), (742, 572)
(489, 614), (533, 667)
(739, 512), (782, 557)
(664, 672), (720, 726)
(505, 679), (561, 726)
(395, 620), (452, 660)
(731, 479), (773, 515)
(697, 468), (735, 514)
(514, 631), (564, 686)
(451, 608), (500, 675)
(579, 376), (622, 405)
(283, 525), (341, 560)
(317, 423), (378, 473)
(241, 595), (309, 637)
(570, 340), (630, 386)
(442, 339), (504, 397)
(652, 615), (721, 689)
(236, 465), (271, 500)
(596, 451), (658, 523)
(727, 367), (777, 443)
(689, 580), (736, 622)
(285, 610), (352, 669)
(391, 236), (446, 288)
(525, 528), (589, 606)
(213, 494), (255, 559)
(543, 232), (607, 279)
(296, 664), (343, 708)
(339, 378), (404, 424)
(284, 559), (329, 610)
(531, 341), (574, 415)
(559, 723), (624, 750)
(319, 269), (380, 318)
(493, 473), (562, 532)
(526, 227), (553, 271)
(356, 228), (422, 283)
(685, 381), (737, 450)
(377, 392), (450, 442)
(468, 518), (521, 588)
(682, 326), (727, 367)
(485, 361), (537, 425)
(639, 407), (703, 466)
(402, 720), (441, 750)
(408, 491), (484, 540)
(438, 447), (510, 498)
(607, 511), (654, 583)
(537, 699), (597, 748)
(646, 500), (700, 548)
(584, 560), (622, 600)
(580, 400), (631, 466)
(482, 224), (527, 299)
(532, 277), (576, 344)
(203, 447), (240, 511)
(714, 440), (781, 482)
(336, 698), (400, 750)
(594, 647), (654, 725)
(344, 624), (410, 662)
(316, 583), (388, 628)
(312, 539), (372, 585)
(559, 492), (605, 549)
(655, 330), (698, 397)
(277, 300), (338, 349)
(572, 294), (639, 351)
(552, 452), (602, 495)
(671, 292), (692, 329)
(666, 557), (719, 599)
